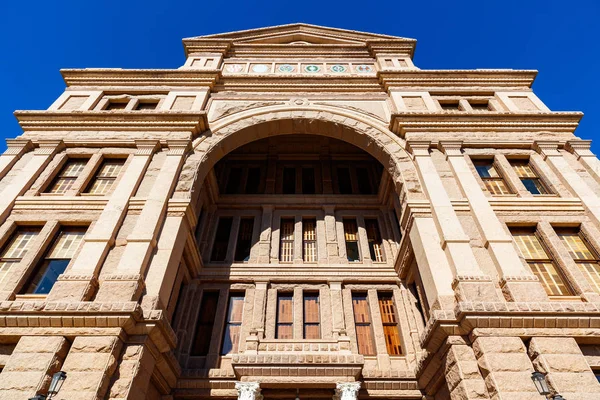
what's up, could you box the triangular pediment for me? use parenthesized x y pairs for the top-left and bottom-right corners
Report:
(185, 23), (412, 45)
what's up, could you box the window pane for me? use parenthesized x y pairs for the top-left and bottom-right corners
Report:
(344, 219), (360, 262)
(282, 168), (296, 194)
(337, 167), (352, 194)
(484, 179), (511, 195)
(378, 293), (402, 355)
(352, 294), (375, 355)
(303, 293), (320, 339)
(578, 262), (600, 293)
(511, 161), (549, 195)
(26, 259), (70, 294)
(221, 295), (244, 355)
(512, 231), (550, 260)
(47, 159), (88, 194)
(1, 228), (40, 260)
(86, 159), (125, 195)
(356, 167), (372, 194)
(279, 219), (294, 262)
(225, 168), (242, 194)
(529, 262), (571, 296)
(302, 219), (317, 263)
(191, 291), (219, 356)
(365, 219), (384, 262)
(352, 294), (371, 323)
(276, 294), (293, 339)
(211, 217), (233, 262)
(234, 218), (254, 262)
(302, 168), (316, 194)
(245, 167), (261, 194)
(521, 178), (546, 195)
(558, 231), (596, 260)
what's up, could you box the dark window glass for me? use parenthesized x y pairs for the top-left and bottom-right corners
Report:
(356, 168), (372, 194)
(245, 167), (261, 194)
(211, 217), (233, 262)
(522, 179), (544, 195)
(365, 219), (384, 262)
(344, 219), (360, 262)
(302, 168), (315, 194)
(191, 291), (219, 356)
(283, 168), (296, 194)
(337, 168), (352, 194)
(225, 168), (242, 194)
(234, 218), (254, 262)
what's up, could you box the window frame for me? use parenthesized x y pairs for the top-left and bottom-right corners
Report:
(221, 293), (245, 355)
(555, 226), (600, 294)
(44, 157), (90, 194)
(351, 292), (376, 356)
(471, 157), (514, 196)
(508, 158), (552, 195)
(83, 157), (126, 195)
(377, 292), (403, 356)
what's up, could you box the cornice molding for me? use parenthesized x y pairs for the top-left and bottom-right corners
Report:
(214, 77), (383, 92)
(381, 69), (538, 89)
(61, 69), (219, 88)
(14, 110), (208, 134)
(389, 112), (583, 136)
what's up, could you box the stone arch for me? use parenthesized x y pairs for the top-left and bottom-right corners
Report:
(174, 108), (423, 205)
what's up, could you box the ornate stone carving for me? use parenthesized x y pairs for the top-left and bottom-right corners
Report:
(235, 382), (263, 400)
(333, 382), (361, 400)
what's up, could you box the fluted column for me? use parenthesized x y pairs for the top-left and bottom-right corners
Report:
(407, 141), (499, 302)
(333, 382), (361, 400)
(440, 141), (548, 302)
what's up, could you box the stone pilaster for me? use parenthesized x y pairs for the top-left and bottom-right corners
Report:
(0, 140), (63, 225)
(329, 281), (346, 336)
(536, 141), (600, 226)
(251, 280), (269, 339)
(257, 205), (273, 263)
(97, 140), (190, 302)
(48, 140), (159, 302)
(0, 139), (33, 180)
(473, 336), (539, 399)
(407, 141), (500, 303)
(323, 205), (340, 263)
(529, 337), (600, 399)
(0, 336), (68, 399)
(333, 382), (361, 400)
(58, 336), (123, 400)
(566, 140), (600, 184)
(440, 141), (548, 302)
(235, 381), (263, 400)
(107, 342), (157, 400)
(444, 344), (489, 400)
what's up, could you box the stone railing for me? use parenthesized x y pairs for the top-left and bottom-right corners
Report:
(242, 330), (352, 355)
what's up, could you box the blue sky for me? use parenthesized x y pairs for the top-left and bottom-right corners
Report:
(1, 1), (599, 152)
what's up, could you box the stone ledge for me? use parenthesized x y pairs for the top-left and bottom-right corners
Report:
(232, 353), (363, 365)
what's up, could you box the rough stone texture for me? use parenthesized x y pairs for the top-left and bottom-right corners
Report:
(445, 344), (489, 399)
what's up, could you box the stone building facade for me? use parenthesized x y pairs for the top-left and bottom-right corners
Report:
(0, 23), (599, 400)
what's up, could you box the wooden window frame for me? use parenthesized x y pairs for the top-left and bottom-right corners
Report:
(378, 292), (403, 355)
(276, 293), (294, 339)
(303, 292), (320, 339)
(279, 218), (295, 263)
(45, 158), (89, 194)
(556, 227), (600, 294)
(509, 158), (552, 195)
(302, 218), (317, 263)
(343, 218), (361, 262)
(351, 292), (376, 355)
(221, 293), (245, 355)
(83, 158), (125, 195)
(365, 218), (385, 262)
(0, 227), (41, 288)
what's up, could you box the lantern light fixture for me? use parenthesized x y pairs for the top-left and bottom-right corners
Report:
(531, 371), (551, 396)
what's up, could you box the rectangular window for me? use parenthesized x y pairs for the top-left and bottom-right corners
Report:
(337, 167), (352, 194)
(134, 100), (159, 111)
(473, 159), (512, 195)
(105, 100), (128, 110)
(211, 217), (233, 262)
(303, 293), (320, 339)
(234, 218), (254, 262)
(439, 100), (461, 111)
(276, 293), (293, 339)
(510, 160), (550, 195)
(511, 228), (571, 296)
(556, 228), (600, 293)
(365, 218), (385, 262)
(191, 291), (219, 356)
(469, 101), (490, 111)
(283, 167), (296, 194)
(24, 227), (87, 294)
(85, 158), (125, 195)
(302, 218), (317, 263)
(221, 294), (244, 355)
(344, 219), (360, 262)
(378, 293), (402, 355)
(279, 219), (295, 263)
(0, 227), (40, 287)
(46, 159), (88, 194)
(302, 168), (316, 194)
(245, 167), (261, 194)
(356, 167), (372, 194)
(225, 167), (242, 194)
(352, 293), (375, 355)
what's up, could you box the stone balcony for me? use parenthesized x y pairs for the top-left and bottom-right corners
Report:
(231, 332), (363, 384)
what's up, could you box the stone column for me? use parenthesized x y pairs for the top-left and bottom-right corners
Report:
(257, 206), (273, 263)
(323, 205), (339, 263)
(440, 141), (548, 302)
(444, 343), (489, 400)
(107, 342), (157, 400)
(0, 336), (68, 399)
(536, 141), (600, 226)
(0, 140), (63, 224)
(100, 140), (190, 302)
(409, 217), (455, 310)
(329, 281), (346, 336)
(0, 139), (33, 179)
(473, 336), (539, 399)
(567, 140), (600, 184)
(252, 280), (269, 338)
(235, 382), (263, 400)
(333, 382), (361, 400)
(529, 337), (600, 399)
(407, 141), (499, 302)
(48, 140), (159, 302)
(56, 336), (123, 400)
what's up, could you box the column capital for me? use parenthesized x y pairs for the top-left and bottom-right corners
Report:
(34, 140), (64, 156)
(565, 140), (594, 159)
(235, 382), (263, 400)
(533, 140), (560, 158)
(4, 139), (33, 156)
(406, 140), (431, 157)
(322, 204), (336, 213)
(438, 140), (464, 157)
(167, 139), (192, 156)
(333, 382), (361, 400)
(134, 140), (160, 156)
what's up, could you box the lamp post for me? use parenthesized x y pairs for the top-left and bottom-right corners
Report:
(531, 371), (565, 400)
(28, 371), (66, 400)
